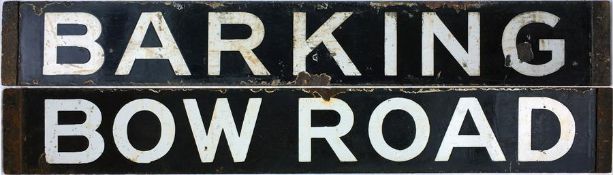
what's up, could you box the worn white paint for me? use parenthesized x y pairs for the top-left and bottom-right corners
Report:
(45, 99), (104, 164)
(518, 97), (575, 161)
(113, 99), (175, 163)
(502, 11), (564, 77)
(183, 98), (261, 162)
(368, 98), (429, 161)
(293, 12), (361, 76)
(39, 95), (582, 165)
(436, 97), (506, 161)
(208, 12), (269, 75)
(115, 12), (191, 75)
(43, 12), (104, 75)
(298, 98), (357, 162)
(422, 12), (480, 76)
(384, 12), (398, 76)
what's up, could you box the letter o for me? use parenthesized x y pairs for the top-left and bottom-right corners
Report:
(368, 98), (430, 161)
(113, 99), (175, 163)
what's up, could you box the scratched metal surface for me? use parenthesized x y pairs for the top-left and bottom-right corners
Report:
(2, 88), (597, 173)
(10, 1), (603, 86)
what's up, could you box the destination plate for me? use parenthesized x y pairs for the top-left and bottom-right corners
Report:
(3, 88), (610, 173)
(2, 1), (610, 86)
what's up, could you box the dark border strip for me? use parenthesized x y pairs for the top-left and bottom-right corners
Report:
(3, 89), (24, 174)
(591, 1), (611, 86)
(1, 1), (19, 86)
(596, 88), (612, 173)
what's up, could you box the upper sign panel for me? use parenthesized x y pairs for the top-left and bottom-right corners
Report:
(2, 1), (610, 86)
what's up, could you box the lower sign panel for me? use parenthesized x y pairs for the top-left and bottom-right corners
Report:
(3, 88), (609, 173)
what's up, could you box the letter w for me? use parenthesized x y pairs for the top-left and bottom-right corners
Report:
(183, 98), (262, 162)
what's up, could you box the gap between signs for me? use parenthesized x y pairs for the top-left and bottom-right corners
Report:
(4, 86), (611, 89)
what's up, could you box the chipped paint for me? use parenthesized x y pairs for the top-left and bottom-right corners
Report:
(25, 2), (64, 16)
(294, 72), (345, 101)
(2, 1), (610, 173)
(423, 2), (485, 13)
(11, 1), (602, 86)
(314, 3), (329, 10)
(369, 2), (417, 9)
(3, 88), (603, 173)
(205, 2), (225, 9)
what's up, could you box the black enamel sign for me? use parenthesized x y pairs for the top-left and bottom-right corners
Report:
(2, 88), (609, 173)
(2, 1), (610, 86)
(2, 1), (612, 174)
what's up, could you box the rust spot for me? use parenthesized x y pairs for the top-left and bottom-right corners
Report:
(215, 89), (228, 94)
(83, 80), (95, 85)
(314, 3), (329, 10)
(215, 166), (225, 173)
(36, 152), (50, 173)
(517, 42), (534, 63)
(423, 2), (485, 12)
(295, 72), (329, 86)
(294, 72), (344, 101)
(164, 2), (184, 10)
(26, 2), (65, 16)
(369, 2), (417, 9)
(205, 2), (225, 8)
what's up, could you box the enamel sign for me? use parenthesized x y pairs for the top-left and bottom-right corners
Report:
(3, 88), (610, 173)
(2, 1), (610, 86)
(1, 1), (611, 174)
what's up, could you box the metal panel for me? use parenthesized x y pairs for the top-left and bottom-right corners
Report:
(2, 88), (604, 173)
(3, 1), (609, 86)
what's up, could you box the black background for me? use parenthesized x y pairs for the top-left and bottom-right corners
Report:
(13, 88), (596, 173)
(18, 1), (593, 86)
